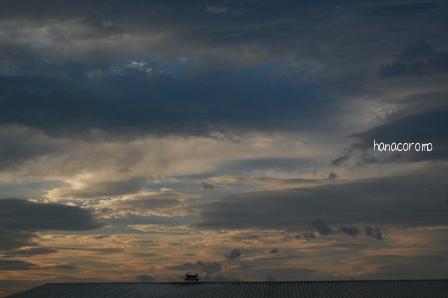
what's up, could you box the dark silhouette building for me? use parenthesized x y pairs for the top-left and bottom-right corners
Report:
(8, 279), (448, 298)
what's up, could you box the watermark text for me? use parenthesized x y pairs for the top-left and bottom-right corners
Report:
(373, 140), (433, 152)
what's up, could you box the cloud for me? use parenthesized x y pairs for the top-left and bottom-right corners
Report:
(0, 125), (64, 169)
(97, 190), (194, 218)
(121, 195), (181, 210)
(364, 226), (384, 240)
(296, 222), (383, 240)
(0, 198), (102, 250)
(225, 249), (242, 260)
(0, 0), (443, 75)
(369, 2), (437, 17)
(216, 157), (314, 175)
(0, 0), (445, 117)
(0, 259), (36, 270)
(0, 230), (35, 251)
(0, 198), (102, 231)
(51, 264), (78, 271)
(6, 0), (442, 138)
(380, 41), (448, 77)
(135, 274), (155, 282)
(0, 71), (336, 137)
(308, 219), (333, 235)
(169, 261), (222, 274)
(128, 224), (195, 234)
(126, 61), (153, 76)
(202, 181), (214, 190)
(328, 172), (337, 180)
(338, 225), (360, 236)
(356, 253), (448, 280)
(333, 107), (448, 165)
(0, 0), (447, 287)
(199, 165), (448, 229)
(204, 5), (228, 15)
(49, 177), (147, 199)
(4, 247), (57, 257)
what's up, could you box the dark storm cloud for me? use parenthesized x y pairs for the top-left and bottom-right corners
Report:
(0, 0), (446, 92)
(0, 71), (335, 137)
(390, 91), (448, 118)
(0, 230), (35, 251)
(0, 198), (102, 231)
(0, 125), (63, 169)
(0, 198), (102, 250)
(333, 106), (448, 165)
(0, 0), (446, 137)
(356, 107), (448, 148)
(199, 166), (448, 229)
(380, 41), (448, 77)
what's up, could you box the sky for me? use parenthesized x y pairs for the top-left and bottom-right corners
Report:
(1, 0), (448, 295)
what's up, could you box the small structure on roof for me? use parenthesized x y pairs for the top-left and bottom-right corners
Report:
(184, 272), (199, 283)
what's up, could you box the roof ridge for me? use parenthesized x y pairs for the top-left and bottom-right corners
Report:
(42, 279), (448, 286)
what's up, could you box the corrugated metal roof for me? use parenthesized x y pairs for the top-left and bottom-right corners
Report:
(8, 280), (448, 298)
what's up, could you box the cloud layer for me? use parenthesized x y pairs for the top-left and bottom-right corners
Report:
(1, 0), (448, 295)
(0, 198), (101, 250)
(200, 166), (448, 229)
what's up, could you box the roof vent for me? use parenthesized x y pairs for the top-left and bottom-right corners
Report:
(184, 272), (199, 283)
